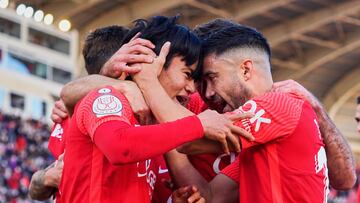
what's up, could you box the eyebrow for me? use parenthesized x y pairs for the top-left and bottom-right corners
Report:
(203, 70), (217, 76)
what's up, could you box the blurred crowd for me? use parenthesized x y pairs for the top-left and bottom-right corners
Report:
(0, 109), (358, 202)
(0, 111), (53, 203)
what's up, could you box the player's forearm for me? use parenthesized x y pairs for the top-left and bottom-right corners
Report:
(60, 75), (126, 115)
(137, 79), (194, 122)
(94, 117), (203, 164)
(165, 150), (212, 200)
(314, 105), (356, 189)
(29, 163), (57, 200)
(177, 138), (223, 155)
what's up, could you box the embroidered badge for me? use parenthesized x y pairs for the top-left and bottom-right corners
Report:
(92, 94), (123, 117)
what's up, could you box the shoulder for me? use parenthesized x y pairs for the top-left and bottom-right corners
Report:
(74, 86), (136, 135)
(235, 92), (306, 134)
(78, 86), (132, 116)
(243, 92), (305, 114)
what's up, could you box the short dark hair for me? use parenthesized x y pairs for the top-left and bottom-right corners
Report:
(193, 18), (238, 40)
(357, 96), (360, 104)
(82, 25), (129, 74)
(202, 24), (271, 59)
(123, 15), (202, 78)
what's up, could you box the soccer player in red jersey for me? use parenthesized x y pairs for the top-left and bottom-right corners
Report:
(59, 18), (355, 202)
(159, 20), (355, 202)
(60, 16), (246, 203)
(131, 23), (355, 202)
(29, 25), (148, 202)
(61, 21), (355, 203)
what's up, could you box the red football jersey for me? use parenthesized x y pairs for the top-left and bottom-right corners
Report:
(221, 92), (328, 203)
(188, 153), (237, 182)
(152, 156), (172, 203)
(186, 92), (208, 115)
(186, 92), (237, 181)
(60, 87), (158, 203)
(48, 118), (69, 159)
(48, 118), (70, 203)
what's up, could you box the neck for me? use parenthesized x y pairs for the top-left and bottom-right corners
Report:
(249, 78), (273, 99)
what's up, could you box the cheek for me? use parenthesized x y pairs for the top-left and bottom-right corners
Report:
(173, 79), (187, 92)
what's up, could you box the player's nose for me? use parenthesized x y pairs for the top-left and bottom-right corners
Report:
(185, 80), (196, 94)
(205, 85), (215, 100)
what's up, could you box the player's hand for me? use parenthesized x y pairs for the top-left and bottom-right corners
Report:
(225, 111), (255, 142)
(44, 153), (64, 188)
(51, 100), (68, 124)
(100, 34), (156, 78)
(198, 110), (254, 154)
(172, 186), (205, 203)
(131, 41), (171, 84)
(272, 80), (321, 109)
(121, 81), (151, 125)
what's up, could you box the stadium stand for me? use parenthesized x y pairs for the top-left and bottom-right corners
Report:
(0, 111), (53, 203)
(0, 0), (359, 202)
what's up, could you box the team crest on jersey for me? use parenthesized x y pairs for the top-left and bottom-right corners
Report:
(92, 94), (123, 117)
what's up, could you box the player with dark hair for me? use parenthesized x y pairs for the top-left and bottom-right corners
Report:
(191, 18), (355, 191)
(82, 25), (130, 75)
(193, 18), (239, 41)
(29, 25), (155, 202)
(59, 18), (354, 202)
(59, 16), (246, 203)
(132, 22), (355, 202)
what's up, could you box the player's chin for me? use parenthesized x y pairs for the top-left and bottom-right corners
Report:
(208, 101), (227, 113)
(176, 95), (189, 107)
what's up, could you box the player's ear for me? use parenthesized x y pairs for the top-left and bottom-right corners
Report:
(239, 59), (253, 81)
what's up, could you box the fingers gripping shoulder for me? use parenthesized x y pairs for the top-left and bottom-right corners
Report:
(231, 92), (304, 147)
(76, 86), (135, 140)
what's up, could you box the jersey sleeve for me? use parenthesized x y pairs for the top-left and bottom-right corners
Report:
(76, 86), (135, 140)
(220, 156), (240, 183)
(48, 118), (69, 159)
(232, 92), (304, 149)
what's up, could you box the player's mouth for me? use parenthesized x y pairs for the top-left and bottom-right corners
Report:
(223, 103), (234, 113)
(176, 95), (189, 107)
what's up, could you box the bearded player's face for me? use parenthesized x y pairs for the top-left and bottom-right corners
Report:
(200, 54), (251, 113)
(158, 56), (197, 106)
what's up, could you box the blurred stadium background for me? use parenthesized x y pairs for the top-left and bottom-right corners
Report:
(0, 0), (359, 202)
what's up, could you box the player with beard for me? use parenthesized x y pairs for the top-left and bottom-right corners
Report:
(61, 19), (355, 202)
(59, 19), (255, 203)
(130, 23), (355, 202)
(59, 16), (247, 203)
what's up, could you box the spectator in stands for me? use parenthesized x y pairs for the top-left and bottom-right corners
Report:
(0, 112), (53, 202)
